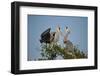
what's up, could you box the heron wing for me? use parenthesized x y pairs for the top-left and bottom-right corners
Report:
(41, 28), (51, 38)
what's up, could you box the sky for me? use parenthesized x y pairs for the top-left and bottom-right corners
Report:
(28, 15), (88, 61)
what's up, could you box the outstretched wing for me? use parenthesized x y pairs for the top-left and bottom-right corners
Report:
(41, 28), (51, 38)
(40, 28), (51, 43)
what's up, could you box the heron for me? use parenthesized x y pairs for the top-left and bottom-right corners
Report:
(53, 25), (62, 44)
(40, 28), (56, 44)
(63, 26), (71, 44)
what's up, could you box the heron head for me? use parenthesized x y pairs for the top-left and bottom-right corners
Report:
(56, 25), (60, 31)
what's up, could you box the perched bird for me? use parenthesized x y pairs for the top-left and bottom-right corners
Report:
(63, 26), (71, 44)
(54, 26), (62, 43)
(40, 28), (56, 44)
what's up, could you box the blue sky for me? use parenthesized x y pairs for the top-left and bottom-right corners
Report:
(28, 15), (88, 61)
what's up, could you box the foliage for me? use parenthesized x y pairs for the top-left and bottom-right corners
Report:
(38, 41), (87, 60)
